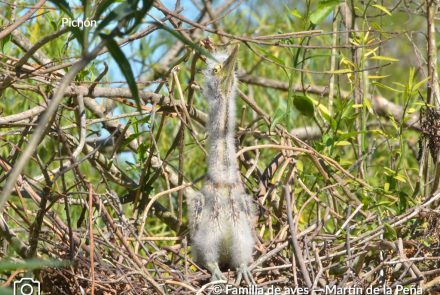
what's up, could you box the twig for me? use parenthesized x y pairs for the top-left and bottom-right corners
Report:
(88, 184), (95, 295)
(0, 0), (46, 40)
(284, 185), (312, 288)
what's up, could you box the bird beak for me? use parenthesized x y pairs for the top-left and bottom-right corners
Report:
(220, 45), (239, 93)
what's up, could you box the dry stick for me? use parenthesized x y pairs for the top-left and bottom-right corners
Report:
(424, 275), (440, 291)
(328, 6), (339, 115)
(311, 242), (325, 291)
(0, 106), (46, 125)
(284, 185), (312, 288)
(2, 270), (21, 288)
(72, 91), (87, 159)
(396, 238), (424, 283)
(335, 203), (363, 236)
(347, 2), (367, 180)
(249, 241), (289, 271)
(172, 70), (194, 233)
(344, 205), (353, 283)
(88, 184), (95, 295)
(0, 0), (46, 40)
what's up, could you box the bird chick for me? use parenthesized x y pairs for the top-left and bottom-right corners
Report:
(188, 46), (256, 285)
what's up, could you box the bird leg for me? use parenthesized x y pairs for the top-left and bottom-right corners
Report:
(235, 264), (256, 286)
(206, 261), (227, 283)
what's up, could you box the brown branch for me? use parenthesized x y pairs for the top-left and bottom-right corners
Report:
(0, 0), (46, 40)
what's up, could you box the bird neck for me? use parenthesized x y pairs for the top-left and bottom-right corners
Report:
(206, 92), (240, 184)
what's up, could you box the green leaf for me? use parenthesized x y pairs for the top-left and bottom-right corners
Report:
(372, 4), (392, 16)
(308, 96), (335, 127)
(310, 0), (340, 25)
(293, 95), (315, 117)
(102, 35), (141, 110)
(296, 160), (304, 172)
(0, 287), (12, 295)
(253, 45), (285, 66)
(271, 107), (287, 131)
(383, 223), (397, 241)
(0, 34), (11, 52)
(413, 76), (429, 91)
(393, 174), (406, 183)
(290, 8), (303, 19)
(372, 82), (403, 93)
(0, 259), (69, 272)
(370, 55), (399, 62)
(334, 140), (351, 146)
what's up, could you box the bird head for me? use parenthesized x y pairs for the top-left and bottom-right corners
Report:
(205, 45), (239, 99)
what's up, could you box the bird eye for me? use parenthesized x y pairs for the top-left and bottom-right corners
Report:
(213, 64), (222, 73)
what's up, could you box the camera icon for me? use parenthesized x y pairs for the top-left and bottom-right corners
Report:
(13, 278), (40, 295)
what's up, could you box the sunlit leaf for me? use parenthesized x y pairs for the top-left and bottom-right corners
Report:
(310, 0), (340, 25)
(368, 75), (389, 79)
(370, 55), (399, 62)
(393, 174), (407, 183)
(413, 76), (429, 91)
(334, 140), (351, 146)
(372, 82), (403, 93)
(372, 4), (392, 16)
(290, 9), (303, 19)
